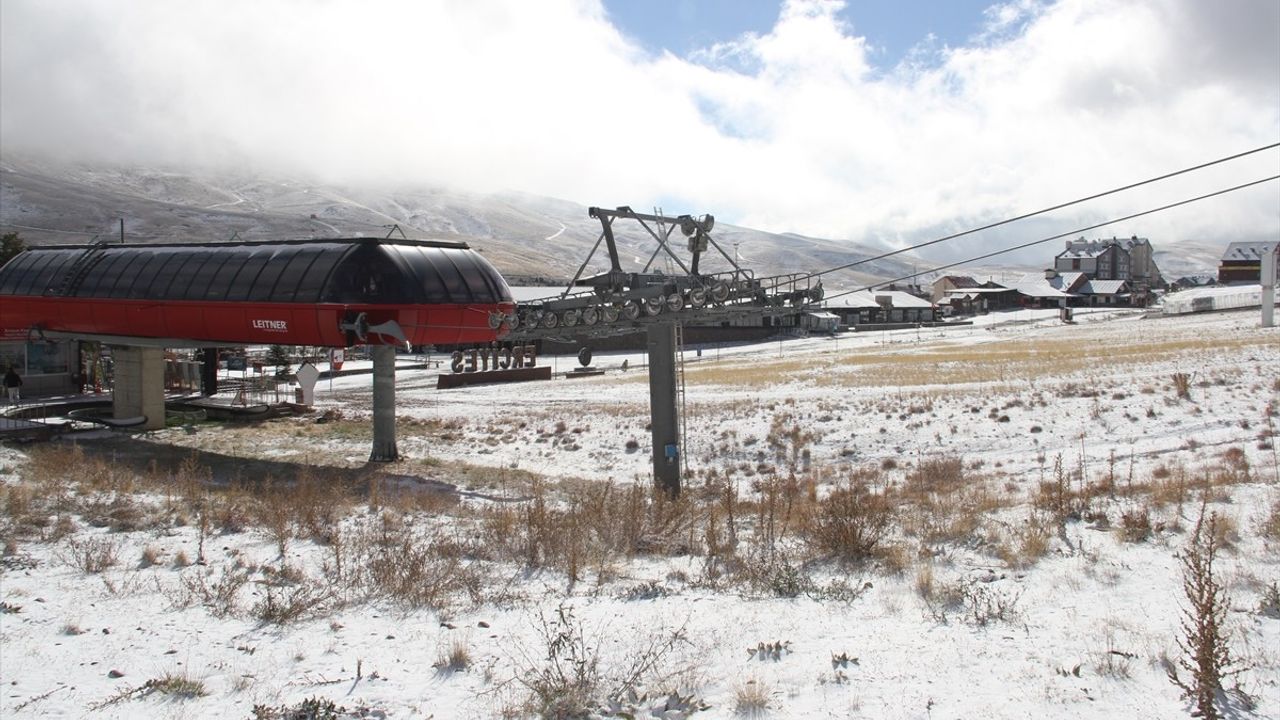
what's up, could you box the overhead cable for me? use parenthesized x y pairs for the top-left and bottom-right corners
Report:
(807, 141), (1280, 281)
(822, 173), (1280, 303)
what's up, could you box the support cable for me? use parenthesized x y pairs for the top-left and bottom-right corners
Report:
(798, 142), (1280, 284)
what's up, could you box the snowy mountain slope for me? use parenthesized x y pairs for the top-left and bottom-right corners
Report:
(0, 156), (914, 287)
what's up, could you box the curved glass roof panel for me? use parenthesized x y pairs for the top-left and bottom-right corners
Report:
(0, 239), (510, 308)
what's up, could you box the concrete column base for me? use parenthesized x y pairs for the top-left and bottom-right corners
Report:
(112, 346), (165, 430)
(369, 345), (398, 462)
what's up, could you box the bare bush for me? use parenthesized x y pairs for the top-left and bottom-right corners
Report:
(1118, 508), (1153, 543)
(181, 565), (250, 618)
(805, 476), (892, 563)
(924, 576), (1021, 626)
(350, 520), (483, 611)
(252, 572), (337, 625)
(513, 604), (692, 719)
(62, 536), (119, 574)
(1172, 372), (1192, 401)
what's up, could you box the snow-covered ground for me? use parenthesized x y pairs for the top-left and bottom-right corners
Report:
(1, 306), (1278, 719)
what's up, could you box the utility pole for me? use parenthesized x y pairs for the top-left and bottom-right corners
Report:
(1262, 243), (1276, 328)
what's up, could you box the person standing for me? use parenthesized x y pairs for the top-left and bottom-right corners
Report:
(4, 365), (21, 405)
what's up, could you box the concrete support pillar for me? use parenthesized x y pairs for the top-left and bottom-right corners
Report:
(369, 344), (398, 462)
(1262, 244), (1276, 328)
(112, 346), (165, 430)
(647, 323), (680, 497)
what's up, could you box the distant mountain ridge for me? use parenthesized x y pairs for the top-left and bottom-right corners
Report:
(0, 156), (914, 289)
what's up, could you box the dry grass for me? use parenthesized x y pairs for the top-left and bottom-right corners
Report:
(434, 637), (473, 674)
(685, 333), (1275, 390)
(732, 678), (771, 716)
(899, 457), (1010, 547)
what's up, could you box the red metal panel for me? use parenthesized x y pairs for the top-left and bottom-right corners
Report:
(0, 295), (513, 348)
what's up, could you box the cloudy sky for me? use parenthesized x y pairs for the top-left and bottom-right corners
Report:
(2, 0), (1277, 259)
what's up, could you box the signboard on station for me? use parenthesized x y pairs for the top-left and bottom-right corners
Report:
(437, 343), (549, 389)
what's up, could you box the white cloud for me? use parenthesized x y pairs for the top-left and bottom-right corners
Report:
(2, 0), (1276, 261)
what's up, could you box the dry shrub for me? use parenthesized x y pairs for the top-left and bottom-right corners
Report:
(1172, 372), (1192, 401)
(513, 604), (692, 719)
(995, 513), (1052, 569)
(252, 570), (337, 624)
(903, 456), (965, 496)
(1214, 448), (1250, 485)
(79, 495), (148, 532)
(0, 483), (49, 539)
(181, 565), (249, 618)
(481, 481), (704, 582)
(733, 678), (771, 717)
(1119, 507), (1153, 543)
(914, 560), (935, 599)
(900, 456), (1005, 545)
(925, 577), (1022, 626)
(1148, 464), (1194, 511)
(62, 535), (119, 573)
(805, 475), (892, 563)
(252, 480), (294, 558)
(434, 637), (472, 674)
(745, 474), (807, 564)
(1167, 508), (1240, 719)
(139, 545), (161, 568)
(1264, 498), (1280, 541)
(349, 518), (483, 611)
(1034, 454), (1093, 524)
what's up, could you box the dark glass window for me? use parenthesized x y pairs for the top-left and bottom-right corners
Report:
(183, 252), (234, 300)
(226, 249), (273, 301)
(15, 252), (60, 296)
(123, 250), (165, 299)
(164, 250), (214, 300)
(398, 247), (450, 303)
(269, 246), (326, 302)
(449, 250), (501, 302)
(323, 245), (406, 303)
(206, 251), (249, 300)
(143, 252), (191, 300)
(104, 251), (148, 298)
(41, 252), (84, 296)
(295, 245), (345, 303)
(476, 256), (511, 302)
(246, 249), (291, 301)
(425, 250), (470, 303)
(0, 253), (41, 294)
(78, 251), (134, 297)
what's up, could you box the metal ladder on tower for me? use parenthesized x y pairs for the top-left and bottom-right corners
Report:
(674, 320), (688, 477)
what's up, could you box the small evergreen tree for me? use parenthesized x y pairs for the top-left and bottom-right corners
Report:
(266, 345), (291, 378)
(0, 232), (25, 266)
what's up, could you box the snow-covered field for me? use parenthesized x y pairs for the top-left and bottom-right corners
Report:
(2, 307), (1278, 719)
